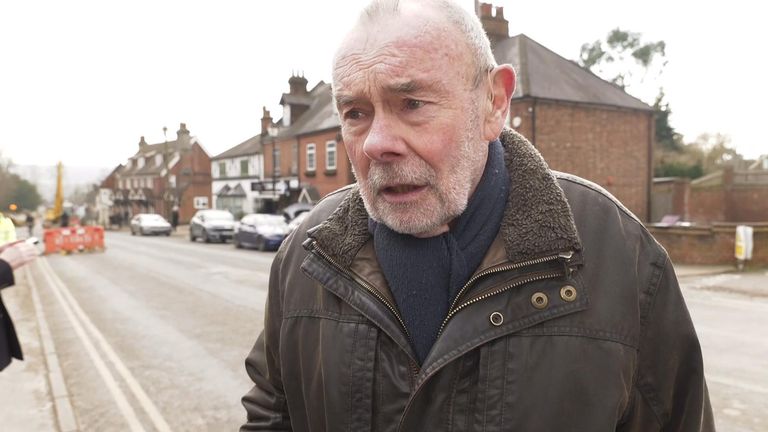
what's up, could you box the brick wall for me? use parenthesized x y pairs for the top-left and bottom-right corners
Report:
(175, 143), (212, 223)
(649, 223), (768, 266)
(689, 187), (727, 224)
(509, 99), (652, 221)
(651, 178), (689, 222)
(730, 187), (768, 222)
(263, 137), (297, 179)
(298, 128), (355, 198)
(688, 169), (768, 224)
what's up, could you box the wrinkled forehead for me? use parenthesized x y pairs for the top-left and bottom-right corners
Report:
(332, 11), (474, 93)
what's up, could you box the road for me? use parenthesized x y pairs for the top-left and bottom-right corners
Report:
(27, 231), (274, 431)
(680, 273), (768, 432)
(2, 230), (767, 431)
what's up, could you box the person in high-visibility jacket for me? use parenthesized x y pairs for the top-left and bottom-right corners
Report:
(0, 213), (16, 244)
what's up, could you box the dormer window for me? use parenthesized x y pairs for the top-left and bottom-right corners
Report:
(138, 157), (145, 168)
(155, 154), (163, 166)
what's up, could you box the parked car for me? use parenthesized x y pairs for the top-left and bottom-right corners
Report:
(282, 202), (313, 222)
(287, 211), (309, 233)
(233, 213), (289, 251)
(189, 209), (235, 243)
(130, 213), (172, 236)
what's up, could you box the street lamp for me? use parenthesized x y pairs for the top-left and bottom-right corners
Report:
(163, 126), (170, 219)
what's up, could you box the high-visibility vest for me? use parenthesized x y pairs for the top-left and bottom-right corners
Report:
(0, 215), (17, 244)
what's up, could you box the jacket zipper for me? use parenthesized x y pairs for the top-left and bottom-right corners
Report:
(309, 241), (415, 349)
(437, 251), (574, 335)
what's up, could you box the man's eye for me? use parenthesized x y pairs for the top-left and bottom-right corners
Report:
(404, 99), (425, 110)
(344, 109), (364, 120)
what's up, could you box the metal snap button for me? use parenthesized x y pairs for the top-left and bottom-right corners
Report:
(560, 285), (577, 302)
(489, 311), (504, 326)
(531, 292), (549, 309)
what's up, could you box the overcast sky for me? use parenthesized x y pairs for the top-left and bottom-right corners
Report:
(1, 0), (765, 170)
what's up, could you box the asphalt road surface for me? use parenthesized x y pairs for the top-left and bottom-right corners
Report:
(28, 231), (273, 431)
(680, 273), (768, 432)
(7, 230), (768, 431)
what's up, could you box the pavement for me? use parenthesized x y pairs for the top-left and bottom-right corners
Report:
(1, 227), (766, 430)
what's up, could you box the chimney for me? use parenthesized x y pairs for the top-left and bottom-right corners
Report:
(176, 122), (191, 148)
(261, 106), (273, 136)
(138, 136), (148, 150)
(288, 73), (308, 95)
(480, 2), (493, 17)
(478, 3), (509, 47)
(281, 73), (311, 125)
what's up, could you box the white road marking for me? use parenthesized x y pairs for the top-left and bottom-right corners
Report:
(708, 375), (768, 395)
(40, 257), (173, 432)
(39, 258), (147, 431)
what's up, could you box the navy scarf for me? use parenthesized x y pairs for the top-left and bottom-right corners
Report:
(370, 140), (509, 363)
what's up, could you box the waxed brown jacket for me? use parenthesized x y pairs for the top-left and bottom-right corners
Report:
(241, 129), (715, 431)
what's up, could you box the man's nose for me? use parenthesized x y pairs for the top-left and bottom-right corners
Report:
(362, 114), (406, 163)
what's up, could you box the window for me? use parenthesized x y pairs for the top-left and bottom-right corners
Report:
(169, 175), (176, 188)
(193, 196), (209, 209)
(306, 143), (316, 172)
(155, 154), (163, 166)
(240, 160), (249, 176)
(219, 162), (227, 178)
(326, 141), (337, 171)
(138, 157), (145, 168)
(273, 146), (281, 176)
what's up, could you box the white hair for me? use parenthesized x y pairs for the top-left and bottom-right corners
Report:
(357, 0), (497, 88)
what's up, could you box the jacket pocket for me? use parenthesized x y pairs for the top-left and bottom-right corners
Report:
(282, 311), (382, 432)
(447, 337), (510, 432)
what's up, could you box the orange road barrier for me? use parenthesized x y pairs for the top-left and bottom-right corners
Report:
(43, 226), (106, 255)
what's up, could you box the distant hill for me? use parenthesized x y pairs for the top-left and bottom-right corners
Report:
(9, 164), (112, 203)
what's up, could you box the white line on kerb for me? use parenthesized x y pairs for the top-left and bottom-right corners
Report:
(26, 264), (80, 432)
(40, 258), (173, 432)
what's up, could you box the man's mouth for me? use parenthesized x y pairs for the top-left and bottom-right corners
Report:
(383, 184), (424, 194)
(378, 184), (428, 202)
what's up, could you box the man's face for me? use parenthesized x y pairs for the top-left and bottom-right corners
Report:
(333, 12), (489, 237)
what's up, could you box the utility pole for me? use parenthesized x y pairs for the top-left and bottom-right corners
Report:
(163, 126), (170, 219)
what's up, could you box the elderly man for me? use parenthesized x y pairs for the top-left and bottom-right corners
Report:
(241, 1), (714, 430)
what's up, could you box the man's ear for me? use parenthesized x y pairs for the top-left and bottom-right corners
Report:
(482, 64), (516, 142)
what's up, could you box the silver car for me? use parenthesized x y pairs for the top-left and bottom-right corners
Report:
(189, 209), (235, 243)
(130, 213), (172, 236)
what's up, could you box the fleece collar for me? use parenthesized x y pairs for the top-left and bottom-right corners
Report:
(309, 128), (582, 268)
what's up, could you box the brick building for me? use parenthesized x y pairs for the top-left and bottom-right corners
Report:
(260, 76), (353, 210)
(480, 3), (654, 220)
(112, 123), (212, 224)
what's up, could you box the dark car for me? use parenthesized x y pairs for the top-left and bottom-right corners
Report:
(233, 213), (289, 251)
(130, 213), (172, 236)
(189, 209), (235, 243)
